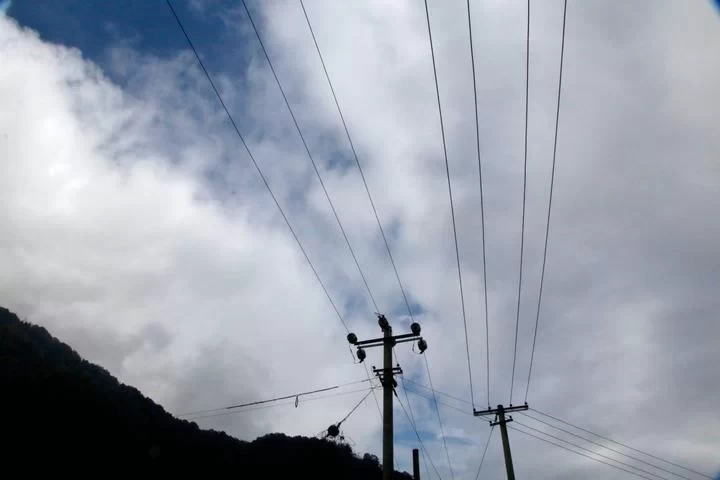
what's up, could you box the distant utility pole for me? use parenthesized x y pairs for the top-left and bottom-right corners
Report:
(347, 314), (427, 480)
(412, 448), (420, 480)
(474, 403), (529, 480)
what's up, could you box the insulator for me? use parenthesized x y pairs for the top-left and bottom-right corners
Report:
(410, 322), (421, 335)
(356, 348), (367, 362)
(377, 314), (390, 331)
(347, 333), (358, 345)
(417, 338), (428, 353)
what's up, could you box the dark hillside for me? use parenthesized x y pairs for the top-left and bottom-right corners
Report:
(0, 306), (410, 478)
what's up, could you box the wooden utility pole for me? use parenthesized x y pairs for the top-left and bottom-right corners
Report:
(347, 314), (428, 480)
(382, 323), (394, 479)
(412, 448), (420, 480)
(474, 403), (528, 480)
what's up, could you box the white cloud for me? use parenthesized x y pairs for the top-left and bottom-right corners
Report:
(2, 0), (720, 477)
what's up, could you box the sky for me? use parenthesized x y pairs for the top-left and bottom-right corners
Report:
(1, 0), (719, 478)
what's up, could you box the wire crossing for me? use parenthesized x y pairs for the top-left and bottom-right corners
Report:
(510, 0), (531, 405)
(425, 356), (455, 479)
(396, 393), (444, 480)
(465, 0), (492, 411)
(299, 2), (454, 467)
(524, 0), (567, 404)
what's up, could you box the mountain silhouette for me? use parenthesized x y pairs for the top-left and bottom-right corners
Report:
(0, 306), (412, 478)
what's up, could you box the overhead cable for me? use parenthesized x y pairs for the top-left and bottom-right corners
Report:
(239, 0), (379, 314)
(530, 408), (713, 480)
(465, 0), (492, 410)
(510, 424), (659, 480)
(524, 0), (567, 403)
(510, 0), (531, 404)
(422, 0), (476, 413)
(187, 386), (380, 422)
(474, 426), (495, 480)
(519, 411), (695, 480)
(396, 391), (444, 480)
(164, 0), (348, 333)
(513, 420), (672, 480)
(179, 378), (373, 417)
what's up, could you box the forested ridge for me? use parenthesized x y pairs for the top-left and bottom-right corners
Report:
(0, 306), (411, 478)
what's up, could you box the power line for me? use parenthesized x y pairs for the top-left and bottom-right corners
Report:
(513, 420), (672, 480)
(164, 0), (348, 333)
(298, 0), (415, 321)
(530, 408), (714, 480)
(364, 362), (384, 421)
(424, 355), (455, 479)
(337, 388), (375, 426)
(474, 426), (495, 480)
(465, 0), (492, 411)
(422, 0), (476, 415)
(298, 5), (453, 473)
(509, 424), (659, 480)
(167, 0), (383, 430)
(239, 0), (379, 315)
(404, 378), (473, 407)
(510, 0), (531, 405)
(187, 386), (380, 422)
(518, 411), (696, 480)
(179, 378), (374, 417)
(403, 383), (472, 418)
(396, 389), (444, 480)
(524, 0), (567, 404)
(419, 446), (431, 480)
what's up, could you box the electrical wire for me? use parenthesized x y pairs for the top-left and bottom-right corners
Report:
(396, 390), (444, 480)
(337, 388), (375, 426)
(423, 0), (476, 417)
(524, 0), (567, 404)
(298, 0), (415, 321)
(530, 408), (714, 480)
(403, 384), (472, 418)
(299, 5), (455, 474)
(364, 362), (384, 421)
(509, 424), (659, 480)
(465, 0), (492, 411)
(239, 0), (380, 315)
(513, 420), (672, 480)
(424, 355), (455, 479)
(164, 0), (349, 333)
(179, 378), (374, 417)
(404, 378), (473, 407)
(187, 386), (380, 422)
(474, 426), (494, 480)
(510, 0), (531, 405)
(420, 447), (431, 480)
(298, 7), (452, 469)
(519, 412), (696, 480)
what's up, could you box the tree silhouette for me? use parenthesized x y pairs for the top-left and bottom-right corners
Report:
(0, 306), (412, 478)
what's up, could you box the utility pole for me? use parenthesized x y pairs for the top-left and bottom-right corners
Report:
(412, 448), (420, 480)
(474, 403), (528, 480)
(347, 314), (427, 480)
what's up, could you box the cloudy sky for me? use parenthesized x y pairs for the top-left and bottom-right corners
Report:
(1, 0), (719, 478)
